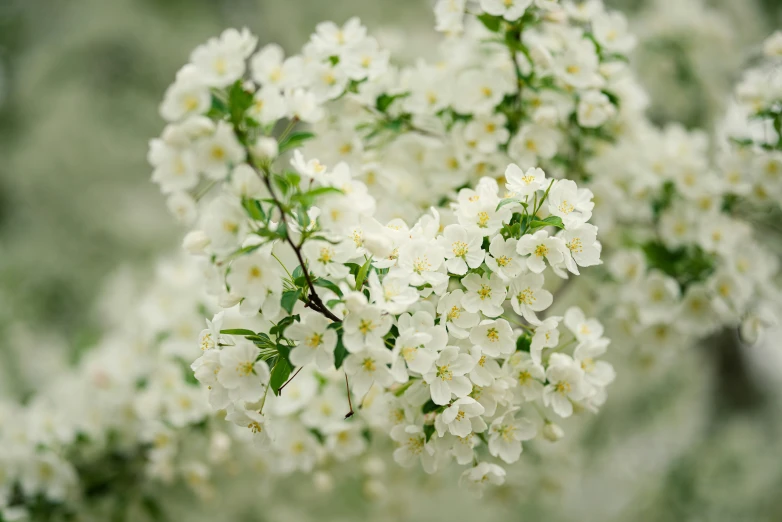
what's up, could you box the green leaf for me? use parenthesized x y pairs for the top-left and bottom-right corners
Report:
(242, 198), (266, 221)
(422, 399), (439, 414)
(269, 358), (293, 395)
(376, 92), (410, 113)
(220, 328), (257, 336)
(281, 288), (302, 314)
(314, 278), (343, 297)
(496, 198), (523, 211)
(516, 334), (532, 352)
(247, 333), (275, 349)
(278, 131), (316, 153)
(477, 13), (502, 32)
(355, 257), (373, 290)
(334, 334), (348, 369)
(528, 215), (565, 231)
(423, 424), (436, 442)
(228, 81), (254, 124)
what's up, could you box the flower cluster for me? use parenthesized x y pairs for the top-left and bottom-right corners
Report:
(149, 8), (617, 490)
(0, 260), (246, 519)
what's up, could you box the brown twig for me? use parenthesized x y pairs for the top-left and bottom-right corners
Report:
(278, 366), (303, 394)
(344, 372), (354, 419)
(251, 162), (342, 323)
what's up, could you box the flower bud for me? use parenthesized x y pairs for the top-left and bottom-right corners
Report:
(251, 136), (279, 160)
(363, 232), (393, 260)
(542, 421), (564, 442)
(313, 471), (334, 493)
(182, 230), (210, 255)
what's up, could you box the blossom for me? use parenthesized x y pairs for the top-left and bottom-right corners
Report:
(423, 347), (475, 405)
(217, 341), (270, 402)
(547, 180), (594, 229)
(508, 272), (553, 324)
(543, 353), (587, 418)
(287, 312), (338, 371)
(439, 224), (486, 275)
(469, 319), (515, 357)
(461, 272), (507, 317)
(435, 398), (486, 437)
(487, 412), (536, 463)
(504, 164), (547, 198)
(516, 230), (566, 274)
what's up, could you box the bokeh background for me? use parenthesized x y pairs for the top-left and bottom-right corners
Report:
(1, 0), (781, 520)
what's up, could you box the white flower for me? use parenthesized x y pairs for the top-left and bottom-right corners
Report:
(247, 85), (287, 124)
(547, 179), (594, 228)
(577, 90), (616, 128)
(573, 339), (615, 392)
(166, 192), (198, 225)
(434, 0), (467, 34)
(480, 0), (532, 21)
(459, 462), (506, 497)
(390, 330), (438, 382)
(543, 353), (587, 418)
(148, 139), (198, 194)
(530, 316), (561, 364)
(488, 412), (536, 463)
(342, 296), (393, 353)
(505, 164), (547, 198)
(190, 28), (256, 87)
(217, 341), (270, 402)
(226, 249), (283, 302)
(508, 125), (559, 167)
(198, 312), (224, 352)
(436, 290), (481, 339)
(423, 347), (475, 405)
(559, 224), (602, 274)
(250, 44), (303, 89)
(160, 64), (210, 122)
(469, 319), (515, 357)
(196, 121), (245, 180)
(368, 270), (418, 315)
(516, 230), (567, 274)
(592, 12), (636, 54)
(391, 424), (437, 473)
(397, 239), (449, 292)
(508, 272), (553, 324)
(225, 408), (270, 445)
(435, 397), (486, 437)
(344, 346), (395, 398)
(763, 31), (782, 57)
(463, 113), (510, 153)
(439, 224), (485, 275)
(485, 235), (525, 281)
(302, 240), (352, 279)
(461, 272), (507, 317)
(287, 312), (338, 371)
(509, 355), (545, 401)
(563, 307), (603, 343)
(468, 346), (503, 386)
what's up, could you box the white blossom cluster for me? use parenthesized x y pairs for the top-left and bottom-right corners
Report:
(301, 0), (646, 221)
(149, 5), (618, 492)
(0, 260), (260, 518)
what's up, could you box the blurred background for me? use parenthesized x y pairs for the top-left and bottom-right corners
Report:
(1, 0), (781, 520)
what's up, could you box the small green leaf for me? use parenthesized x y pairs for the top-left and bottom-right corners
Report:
(281, 289), (302, 314)
(355, 257), (373, 290)
(313, 278), (343, 297)
(269, 358), (293, 395)
(423, 424), (436, 442)
(496, 198), (523, 211)
(528, 215), (565, 231)
(242, 198), (266, 221)
(278, 131), (316, 153)
(516, 334), (532, 352)
(476, 13), (502, 32)
(220, 328), (257, 336)
(422, 400), (439, 414)
(334, 334), (348, 369)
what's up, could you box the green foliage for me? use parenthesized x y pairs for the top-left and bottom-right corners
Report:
(269, 358), (293, 395)
(641, 240), (716, 290)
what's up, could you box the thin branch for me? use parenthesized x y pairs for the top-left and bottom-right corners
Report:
(252, 162), (342, 323)
(344, 371), (354, 418)
(278, 366), (303, 394)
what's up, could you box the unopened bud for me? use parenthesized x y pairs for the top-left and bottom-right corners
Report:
(182, 230), (210, 255)
(542, 421), (564, 442)
(251, 137), (279, 160)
